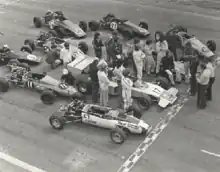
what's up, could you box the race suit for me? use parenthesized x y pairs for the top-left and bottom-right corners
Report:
(133, 49), (145, 84)
(121, 76), (133, 111)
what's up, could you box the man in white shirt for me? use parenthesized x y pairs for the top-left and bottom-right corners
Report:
(206, 58), (215, 101)
(60, 42), (72, 67)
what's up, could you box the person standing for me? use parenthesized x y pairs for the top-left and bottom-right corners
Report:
(155, 31), (169, 74)
(206, 58), (215, 101)
(61, 68), (75, 86)
(97, 63), (110, 106)
(92, 32), (104, 59)
(89, 58), (99, 103)
(60, 42), (72, 68)
(133, 43), (145, 85)
(189, 57), (199, 96)
(143, 40), (156, 75)
(121, 69), (133, 111)
(196, 63), (211, 109)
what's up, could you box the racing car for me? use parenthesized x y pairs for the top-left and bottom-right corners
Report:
(165, 26), (215, 59)
(33, 10), (87, 39)
(49, 99), (152, 144)
(0, 45), (43, 66)
(0, 65), (82, 104)
(88, 13), (150, 38)
(45, 39), (89, 69)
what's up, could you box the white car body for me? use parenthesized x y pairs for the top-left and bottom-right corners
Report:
(80, 104), (151, 134)
(132, 81), (178, 108)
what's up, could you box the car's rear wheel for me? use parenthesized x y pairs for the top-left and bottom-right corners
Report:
(78, 41), (88, 54)
(110, 127), (127, 144)
(0, 78), (9, 92)
(20, 45), (33, 54)
(88, 20), (99, 31)
(41, 90), (55, 105)
(49, 115), (65, 130)
(24, 39), (36, 51)
(33, 17), (42, 28)
(79, 21), (87, 32)
(139, 21), (148, 30)
(134, 95), (152, 111)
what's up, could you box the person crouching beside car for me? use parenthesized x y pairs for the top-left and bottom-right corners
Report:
(92, 32), (104, 59)
(160, 50), (181, 86)
(61, 68), (75, 86)
(121, 69), (133, 112)
(89, 58), (100, 103)
(60, 42), (72, 68)
(97, 63), (110, 106)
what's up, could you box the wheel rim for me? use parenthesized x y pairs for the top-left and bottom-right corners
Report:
(78, 84), (87, 93)
(138, 99), (149, 109)
(112, 132), (123, 143)
(51, 119), (61, 128)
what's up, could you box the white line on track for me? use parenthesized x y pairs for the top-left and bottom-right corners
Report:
(0, 151), (48, 172)
(201, 149), (220, 158)
(117, 96), (188, 172)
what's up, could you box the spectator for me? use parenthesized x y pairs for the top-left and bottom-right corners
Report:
(92, 32), (104, 59)
(61, 68), (75, 86)
(60, 42), (72, 68)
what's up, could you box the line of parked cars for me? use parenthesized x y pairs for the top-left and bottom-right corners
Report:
(0, 10), (216, 144)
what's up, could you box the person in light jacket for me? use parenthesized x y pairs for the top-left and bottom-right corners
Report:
(133, 43), (145, 85)
(97, 63), (110, 106)
(205, 58), (215, 101)
(155, 31), (169, 74)
(121, 69), (133, 111)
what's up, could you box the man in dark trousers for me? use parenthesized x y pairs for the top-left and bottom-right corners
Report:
(92, 32), (104, 59)
(105, 30), (122, 67)
(196, 62), (211, 109)
(89, 58), (99, 103)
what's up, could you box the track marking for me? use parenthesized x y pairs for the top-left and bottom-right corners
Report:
(117, 95), (188, 172)
(201, 149), (220, 158)
(0, 151), (48, 172)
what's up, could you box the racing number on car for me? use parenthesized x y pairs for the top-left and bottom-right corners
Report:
(153, 88), (160, 94)
(26, 81), (34, 88)
(110, 22), (117, 30)
(83, 113), (89, 120)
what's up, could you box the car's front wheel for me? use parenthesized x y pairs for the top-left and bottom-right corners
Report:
(49, 115), (65, 130)
(110, 127), (127, 144)
(134, 95), (152, 111)
(41, 90), (55, 105)
(88, 20), (99, 31)
(77, 82), (89, 94)
(0, 78), (9, 92)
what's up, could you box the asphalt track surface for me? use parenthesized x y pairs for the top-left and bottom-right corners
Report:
(0, 0), (220, 172)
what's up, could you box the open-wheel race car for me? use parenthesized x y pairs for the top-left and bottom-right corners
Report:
(0, 65), (82, 104)
(88, 13), (150, 38)
(45, 39), (89, 69)
(49, 99), (152, 144)
(33, 10), (87, 39)
(0, 45), (43, 66)
(165, 25), (215, 59)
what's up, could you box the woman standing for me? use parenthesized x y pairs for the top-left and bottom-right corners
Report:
(92, 32), (104, 59)
(97, 63), (110, 106)
(155, 31), (169, 74)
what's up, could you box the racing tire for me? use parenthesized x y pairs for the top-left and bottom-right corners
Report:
(0, 78), (9, 92)
(78, 41), (88, 54)
(134, 95), (152, 111)
(79, 21), (87, 32)
(154, 76), (170, 90)
(206, 40), (216, 52)
(131, 102), (143, 119)
(49, 115), (65, 130)
(123, 31), (133, 40)
(24, 39), (36, 51)
(139, 21), (148, 30)
(33, 17), (42, 28)
(48, 30), (59, 37)
(110, 127), (127, 144)
(20, 45), (33, 54)
(40, 90), (55, 105)
(88, 20), (99, 31)
(77, 82), (89, 94)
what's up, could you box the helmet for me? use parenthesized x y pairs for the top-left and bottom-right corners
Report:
(3, 44), (9, 48)
(206, 40), (216, 52)
(122, 68), (130, 77)
(62, 68), (68, 75)
(106, 13), (115, 18)
(64, 42), (69, 48)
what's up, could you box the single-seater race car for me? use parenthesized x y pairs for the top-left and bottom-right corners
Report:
(45, 39), (89, 69)
(49, 99), (152, 144)
(33, 10), (87, 39)
(0, 45), (43, 66)
(0, 65), (82, 104)
(165, 25), (215, 58)
(88, 13), (150, 38)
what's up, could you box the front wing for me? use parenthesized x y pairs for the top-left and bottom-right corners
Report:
(158, 87), (178, 108)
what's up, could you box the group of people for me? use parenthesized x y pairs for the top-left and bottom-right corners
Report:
(58, 28), (218, 111)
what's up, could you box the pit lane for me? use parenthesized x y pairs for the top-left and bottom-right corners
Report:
(0, 0), (220, 172)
